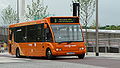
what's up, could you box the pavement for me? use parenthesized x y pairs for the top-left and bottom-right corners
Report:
(1, 52), (120, 58)
(86, 52), (120, 58)
(1, 52), (120, 68)
(0, 52), (11, 57)
(0, 52), (104, 68)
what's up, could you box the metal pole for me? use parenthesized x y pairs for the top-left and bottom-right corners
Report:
(20, 0), (25, 22)
(17, 0), (19, 23)
(105, 43), (107, 53)
(96, 0), (99, 56)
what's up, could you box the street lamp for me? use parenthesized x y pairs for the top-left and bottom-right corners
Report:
(17, 0), (19, 23)
(17, 0), (25, 23)
(96, 0), (99, 56)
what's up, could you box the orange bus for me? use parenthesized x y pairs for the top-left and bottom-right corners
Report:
(8, 16), (86, 59)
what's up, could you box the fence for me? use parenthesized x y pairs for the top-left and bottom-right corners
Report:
(87, 38), (120, 53)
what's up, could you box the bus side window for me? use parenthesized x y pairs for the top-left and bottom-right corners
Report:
(9, 30), (12, 40)
(26, 24), (45, 42)
(26, 25), (38, 42)
(9, 28), (15, 41)
(14, 26), (26, 43)
(44, 24), (52, 42)
(36, 24), (43, 42)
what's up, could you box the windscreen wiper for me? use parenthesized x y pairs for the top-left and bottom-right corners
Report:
(67, 41), (72, 44)
(58, 41), (72, 44)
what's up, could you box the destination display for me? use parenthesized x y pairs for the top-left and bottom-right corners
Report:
(50, 17), (79, 23)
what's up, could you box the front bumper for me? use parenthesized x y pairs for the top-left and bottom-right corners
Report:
(52, 49), (86, 56)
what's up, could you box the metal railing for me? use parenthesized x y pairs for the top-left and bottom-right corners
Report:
(87, 38), (120, 53)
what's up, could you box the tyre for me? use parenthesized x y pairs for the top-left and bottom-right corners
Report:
(16, 48), (21, 58)
(78, 54), (85, 59)
(46, 49), (54, 60)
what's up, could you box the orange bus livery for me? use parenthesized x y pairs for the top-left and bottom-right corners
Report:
(8, 16), (86, 59)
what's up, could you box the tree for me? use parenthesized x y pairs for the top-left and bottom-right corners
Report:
(1, 5), (17, 26)
(105, 25), (117, 30)
(90, 20), (96, 29)
(117, 25), (120, 30)
(26, 0), (49, 21)
(72, 0), (95, 26)
(90, 20), (100, 29)
(99, 25), (120, 30)
(72, 0), (96, 54)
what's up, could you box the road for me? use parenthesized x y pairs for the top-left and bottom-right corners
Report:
(0, 52), (120, 68)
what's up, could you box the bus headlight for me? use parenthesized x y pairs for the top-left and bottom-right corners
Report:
(56, 48), (62, 51)
(79, 47), (84, 50)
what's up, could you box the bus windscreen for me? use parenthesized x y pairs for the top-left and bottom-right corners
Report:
(51, 24), (83, 43)
(50, 17), (79, 23)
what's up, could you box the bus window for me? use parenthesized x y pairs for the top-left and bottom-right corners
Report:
(51, 24), (83, 42)
(27, 25), (37, 42)
(44, 24), (52, 42)
(36, 24), (44, 42)
(14, 26), (26, 43)
(26, 24), (45, 42)
(9, 28), (15, 40)
(9, 29), (12, 40)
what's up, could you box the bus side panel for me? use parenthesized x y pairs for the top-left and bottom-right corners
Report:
(31, 42), (54, 57)
(18, 43), (30, 56)
(35, 42), (46, 56)
(26, 42), (44, 57)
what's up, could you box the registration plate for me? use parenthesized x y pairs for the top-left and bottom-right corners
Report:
(66, 52), (75, 55)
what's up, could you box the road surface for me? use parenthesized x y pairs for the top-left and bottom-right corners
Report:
(0, 52), (120, 68)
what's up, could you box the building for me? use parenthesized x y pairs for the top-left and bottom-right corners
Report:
(0, 26), (8, 43)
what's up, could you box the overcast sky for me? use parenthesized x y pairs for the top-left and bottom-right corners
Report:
(0, 0), (120, 26)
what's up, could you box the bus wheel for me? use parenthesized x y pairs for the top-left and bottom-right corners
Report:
(16, 48), (21, 58)
(46, 49), (54, 60)
(78, 54), (85, 59)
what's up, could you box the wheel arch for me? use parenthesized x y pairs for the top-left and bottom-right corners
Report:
(16, 47), (19, 53)
(46, 47), (51, 56)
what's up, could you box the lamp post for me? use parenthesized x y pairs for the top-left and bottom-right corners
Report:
(96, 0), (99, 56)
(17, 0), (25, 23)
(17, 0), (19, 23)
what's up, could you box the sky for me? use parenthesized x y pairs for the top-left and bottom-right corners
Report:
(0, 0), (120, 26)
